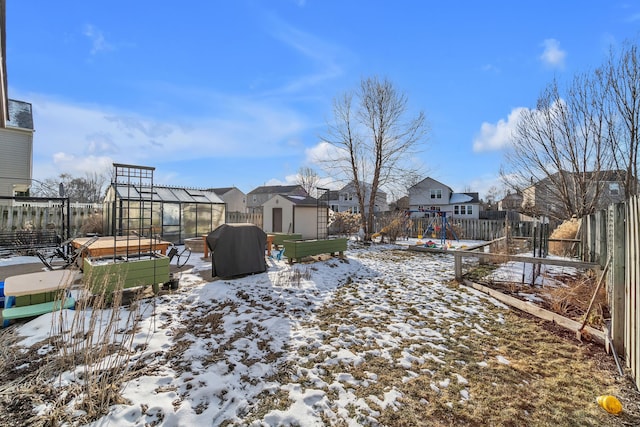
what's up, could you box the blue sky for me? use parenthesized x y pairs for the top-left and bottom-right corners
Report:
(6, 1), (640, 200)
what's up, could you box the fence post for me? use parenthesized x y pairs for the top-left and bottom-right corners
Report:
(454, 253), (462, 281)
(609, 203), (626, 354)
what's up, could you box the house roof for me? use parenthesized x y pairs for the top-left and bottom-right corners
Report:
(7, 99), (33, 130)
(409, 177), (453, 193)
(248, 184), (306, 195)
(449, 193), (473, 204)
(208, 187), (242, 196)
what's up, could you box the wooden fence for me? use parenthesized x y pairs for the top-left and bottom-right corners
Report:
(410, 217), (539, 241)
(0, 200), (100, 239)
(226, 211), (262, 227)
(579, 198), (640, 390)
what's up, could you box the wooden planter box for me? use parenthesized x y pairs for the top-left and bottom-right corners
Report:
(282, 238), (348, 264)
(83, 255), (170, 295)
(271, 233), (303, 246)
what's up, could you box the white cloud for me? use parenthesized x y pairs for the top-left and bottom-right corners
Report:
(83, 24), (114, 55)
(540, 38), (566, 69)
(21, 92), (312, 182)
(473, 107), (527, 152)
(305, 141), (345, 165)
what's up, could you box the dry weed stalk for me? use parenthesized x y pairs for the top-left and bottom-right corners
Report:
(273, 267), (312, 288)
(43, 270), (156, 423)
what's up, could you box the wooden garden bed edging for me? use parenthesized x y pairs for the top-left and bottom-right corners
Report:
(283, 238), (347, 264)
(462, 279), (605, 345)
(271, 233), (303, 246)
(453, 252), (600, 281)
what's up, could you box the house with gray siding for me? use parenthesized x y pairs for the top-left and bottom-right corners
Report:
(246, 185), (308, 214)
(209, 187), (246, 213)
(408, 177), (480, 219)
(329, 181), (388, 214)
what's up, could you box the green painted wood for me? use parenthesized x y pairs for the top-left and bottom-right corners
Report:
(271, 233), (302, 246)
(2, 297), (75, 320)
(84, 256), (170, 294)
(15, 291), (59, 307)
(283, 238), (347, 262)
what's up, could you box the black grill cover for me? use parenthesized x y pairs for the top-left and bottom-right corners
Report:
(206, 224), (267, 278)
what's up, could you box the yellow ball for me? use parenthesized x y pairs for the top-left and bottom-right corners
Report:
(597, 395), (622, 415)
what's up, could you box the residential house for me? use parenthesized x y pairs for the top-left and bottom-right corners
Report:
(522, 170), (628, 218)
(329, 181), (389, 214)
(262, 194), (325, 239)
(408, 177), (480, 219)
(498, 191), (524, 211)
(208, 187), (246, 213)
(389, 195), (410, 212)
(0, 6), (35, 197)
(246, 185), (308, 214)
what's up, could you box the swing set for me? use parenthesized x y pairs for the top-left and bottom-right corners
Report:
(407, 210), (459, 245)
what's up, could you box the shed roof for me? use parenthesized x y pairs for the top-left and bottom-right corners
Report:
(282, 194), (319, 206)
(113, 185), (224, 204)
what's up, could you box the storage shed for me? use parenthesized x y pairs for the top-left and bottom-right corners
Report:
(262, 194), (326, 239)
(103, 184), (226, 244)
(206, 223), (267, 278)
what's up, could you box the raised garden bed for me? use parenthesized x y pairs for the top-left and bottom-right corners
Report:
(270, 233), (303, 247)
(282, 238), (347, 264)
(83, 254), (170, 295)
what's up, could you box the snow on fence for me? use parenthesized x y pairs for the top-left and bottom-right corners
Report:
(580, 198), (640, 390)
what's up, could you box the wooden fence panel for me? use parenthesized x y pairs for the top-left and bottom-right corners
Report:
(626, 197), (640, 389)
(225, 211), (263, 227)
(0, 202), (99, 239)
(608, 203), (626, 354)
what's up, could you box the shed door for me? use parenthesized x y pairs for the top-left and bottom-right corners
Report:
(272, 208), (282, 232)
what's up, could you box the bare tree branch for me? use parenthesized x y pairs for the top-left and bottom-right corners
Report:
(320, 76), (429, 238)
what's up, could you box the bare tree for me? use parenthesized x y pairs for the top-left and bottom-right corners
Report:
(296, 166), (320, 197)
(501, 74), (612, 220)
(602, 41), (640, 198)
(322, 76), (428, 239)
(32, 172), (107, 203)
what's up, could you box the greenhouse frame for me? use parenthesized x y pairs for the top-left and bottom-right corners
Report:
(103, 183), (226, 244)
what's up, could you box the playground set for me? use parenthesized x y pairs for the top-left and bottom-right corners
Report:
(411, 210), (459, 249)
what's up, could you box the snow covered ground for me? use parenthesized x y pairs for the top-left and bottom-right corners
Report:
(0, 240), (580, 425)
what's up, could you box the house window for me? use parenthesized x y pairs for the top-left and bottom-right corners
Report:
(609, 183), (620, 196)
(252, 196), (257, 203)
(430, 189), (442, 199)
(455, 205), (469, 215)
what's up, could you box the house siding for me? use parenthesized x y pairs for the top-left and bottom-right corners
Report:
(0, 127), (33, 196)
(330, 182), (388, 213)
(220, 188), (246, 213)
(408, 177), (480, 219)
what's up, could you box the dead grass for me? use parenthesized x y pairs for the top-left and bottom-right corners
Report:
(0, 274), (156, 426)
(266, 273), (640, 426)
(549, 218), (580, 257)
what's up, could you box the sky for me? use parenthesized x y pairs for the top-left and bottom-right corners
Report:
(5, 1), (640, 200)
